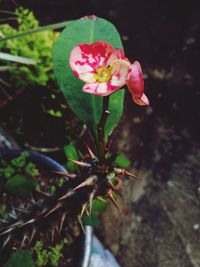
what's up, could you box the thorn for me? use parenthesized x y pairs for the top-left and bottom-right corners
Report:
(114, 167), (141, 180)
(80, 203), (87, 218)
(20, 218), (35, 228)
(73, 176), (96, 191)
(68, 159), (91, 168)
(96, 196), (107, 203)
(77, 215), (85, 233)
(107, 181), (122, 197)
(105, 137), (112, 155)
(2, 235), (11, 249)
(27, 228), (36, 247)
(0, 220), (22, 236)
(51, 226), (55, 243)
(26, 196), (36, 205)
(107, 190), (120, 210)
(86, 145), (96, 159)
(0, 228), (12, 236)
(59, 212), (67, 233)
(114, 177), (123, 190)
(89, 190), (96, 215)
(44, 203), (62, 218)
(21, 234), (28, 248)
(52, 171), (77, 179)
(36, 190), (50, 197)
(58, 190), (75, 201)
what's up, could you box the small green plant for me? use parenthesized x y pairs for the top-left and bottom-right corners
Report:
(0, 7), (59, 88)
(10, 151), (29, 169)
(0, 165), (15, 178)
(33, 239), (67, 267)
(25, 162), (39, 177)
(33, 241), (49, 267)
(0, 151), (38, 176)
(0, 152), (39, 196)
(48, 240), (67, 267)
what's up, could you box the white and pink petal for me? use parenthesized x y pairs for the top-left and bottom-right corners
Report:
(132, 93), (149, 106)
(69, 45), (96, 83)
(83, 81), (122, 96)
(69, 41), (118, 83)
(110, 59), (131, 87)
(127, 61), (144, 98)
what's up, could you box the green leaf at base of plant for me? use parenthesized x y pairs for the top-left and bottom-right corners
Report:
(114, 154), (131, 168)
(64, 143), (79, 171)
(5, 174), (37, 196)
(3, 250), (35, 267)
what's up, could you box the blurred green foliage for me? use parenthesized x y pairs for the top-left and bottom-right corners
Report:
(114, 154), (130, 168)
(3, 250), (35, 267)
(0, 7), (59, 88)
(4, 174), (37, 196)
(82, 198), (108, 226)
(33, 239), (67, 267)
(64, 143), (79, 171)
(0, 152), (39, 196)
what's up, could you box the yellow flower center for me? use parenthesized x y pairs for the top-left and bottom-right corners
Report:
(94, 65), (112, 83)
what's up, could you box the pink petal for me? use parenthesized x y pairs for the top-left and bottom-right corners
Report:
(133, 93), (149, 106)
(69, 45), (96, 83)
(116, 48), (130, 63)
(117, 48), (125, 59)
(107, 48), (126, 63)
(110, 59), (131, 87)
(83, 82), (122, 96)
(127, 61), (144, 98)
(69, 41), (117, 83)
(90, 41), (117, 65)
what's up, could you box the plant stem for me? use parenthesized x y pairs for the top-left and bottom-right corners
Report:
(97, 96), (110, 160)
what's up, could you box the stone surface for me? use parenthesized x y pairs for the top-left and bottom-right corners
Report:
(99, 132), (200, 267)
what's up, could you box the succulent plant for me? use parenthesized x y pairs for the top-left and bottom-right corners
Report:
(0, 146), (138, 263)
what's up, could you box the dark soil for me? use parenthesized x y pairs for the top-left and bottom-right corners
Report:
(0, 85), (82, 150)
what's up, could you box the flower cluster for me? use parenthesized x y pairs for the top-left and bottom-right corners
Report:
(69, 41), (149, 105)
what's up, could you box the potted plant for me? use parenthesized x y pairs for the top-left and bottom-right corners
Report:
(0, 14), (149, 267)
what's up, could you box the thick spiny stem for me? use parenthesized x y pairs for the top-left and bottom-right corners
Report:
(97, 96), (110, 160)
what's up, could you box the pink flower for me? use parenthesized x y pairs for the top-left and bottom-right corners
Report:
(69, 41), (131, 96)
(127, 61), (149, 106)
(69, 41), (149, 105)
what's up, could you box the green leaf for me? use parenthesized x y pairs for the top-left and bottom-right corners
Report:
(43, 108), (62, 118)
(0, 21), (71, 42)
(82, 199), (107, 226)
(4, 250), (35, 267)
(82, 212), (100, 226)
(5, 174), (37, 196)
(64, 143), (79, 171)
(0, 52), (36, 65)
(53, 18), (124, 142)
(114, 154), (131, 168)
(92, 198), (107, 213)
